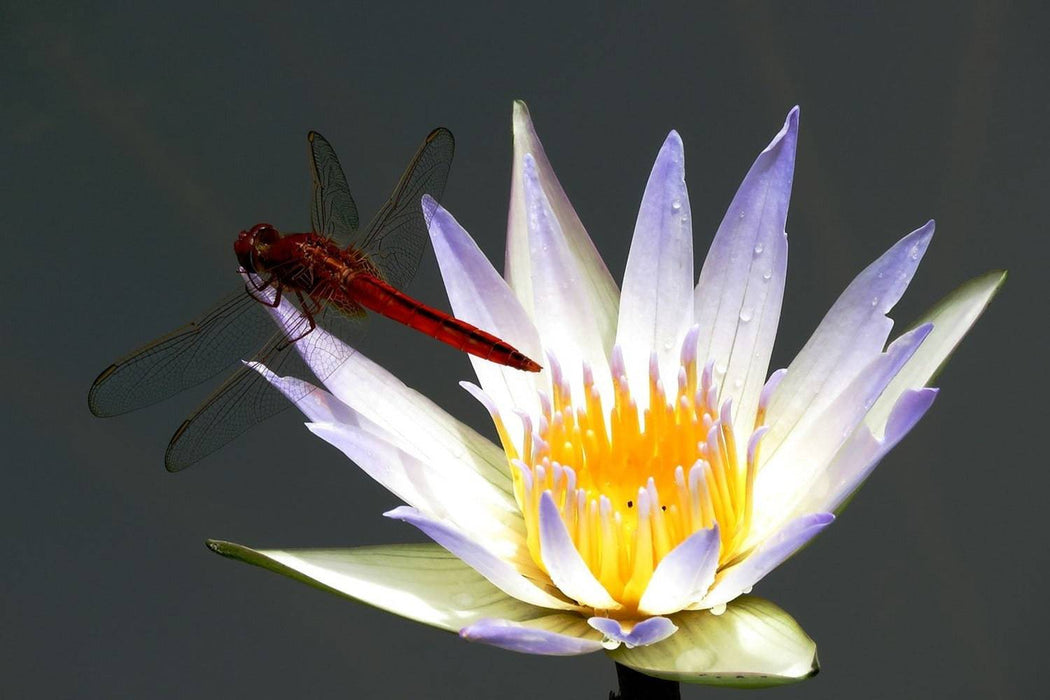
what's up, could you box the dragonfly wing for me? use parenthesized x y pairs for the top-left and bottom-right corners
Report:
(88, 290), (274, 417)
(163, 303), (367, 472)
(309, 130), (360, 247)
(359, 127), (454, 290)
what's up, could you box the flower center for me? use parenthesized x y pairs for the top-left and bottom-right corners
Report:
(487, 328), (773, 613)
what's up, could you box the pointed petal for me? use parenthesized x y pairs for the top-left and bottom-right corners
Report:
(616, 131), (695, 391)
(522, 154), (612, 394)
(638, 526), (720, 615)
(798, 388), (938, 515)
(694, 108), (798, 431)
(308, 423), (523, 549)
(754, 324), (932, 527)
(763, 222), (935, 458)
(386, 506), (577, 611)
(317, 344), (515, 500)
(424, 196), (543, 415)
(506, 100), (619, 350)
(206, 541), (551, 633)
(460, 615), (603, 655)
(865, 269), (1005, 433)
(610, 597), (819, 687)
(588, 616), (678, 649)
(538, 492), (621, 610)
(701, 514), (834, 609)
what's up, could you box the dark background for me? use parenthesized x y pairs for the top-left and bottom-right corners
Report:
(2, 2), (1045, 697)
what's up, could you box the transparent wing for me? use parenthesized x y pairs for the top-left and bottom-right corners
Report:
(163, 292), (367, 472)
(358, 127), (455, 290)
(309, 130), (360, 247)
(88, 290), (274, 417)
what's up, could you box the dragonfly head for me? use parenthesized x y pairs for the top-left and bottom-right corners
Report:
(235, 223), (280, 273)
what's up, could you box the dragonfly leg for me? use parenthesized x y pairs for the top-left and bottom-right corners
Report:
(244, 277), (283, 308)
(276, 291), (319, 349)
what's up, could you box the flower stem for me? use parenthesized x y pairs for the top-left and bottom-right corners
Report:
(609, 663), (681, 699)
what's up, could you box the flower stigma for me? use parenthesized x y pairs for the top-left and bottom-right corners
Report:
(481, 325), (779, 616)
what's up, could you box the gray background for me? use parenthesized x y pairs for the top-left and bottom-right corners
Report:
(2, 1), (1045, 697)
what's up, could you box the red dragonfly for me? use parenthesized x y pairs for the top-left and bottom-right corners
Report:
(89, 128), (541, 471)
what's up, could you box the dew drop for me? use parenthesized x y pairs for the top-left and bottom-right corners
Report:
(870, 296), (880, 307)
(710, 603), (727, 616)
(671, 199), (682, 211)
(739, 308), (753, 323)
(762, 269), (773, 280)
(738, 212), (745, 220)
(715, 363), (727, 375)
(753, 243), (764, 256)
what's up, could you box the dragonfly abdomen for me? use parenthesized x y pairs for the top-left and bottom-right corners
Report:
(346, 274), (541, 372)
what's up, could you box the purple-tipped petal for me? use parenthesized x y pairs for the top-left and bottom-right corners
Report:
(522, 155), (612, 393)
(865, 269), (1005, 432)
(763, 221), (936, 459)
(460, 616), (604, 655)
(701, 513), (834, 609)
(387, 505), (577, 611)
(617, 131), (695, 392)
(799, 387), (938, 515)
(588, 616), (678, 649)
(425, 196), (543, 413)
(754, 323), (933, 526)
(694, 108), (797, 432)
(506, 101), (619, 349)
(538, 492), (621, 609)
(638, 525), (720, 615)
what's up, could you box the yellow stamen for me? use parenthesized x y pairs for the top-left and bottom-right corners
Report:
(481, 334), (773, 616)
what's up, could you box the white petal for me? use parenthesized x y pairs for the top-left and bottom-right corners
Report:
(610, 597), (819, 687)
(522, 154), (612, 399)
(386, 506), (578, 611)
(694, 108), (798, 432)
(506, 100), (619, 351)
(865, 269), (1005, 435)
(308, 422), (523, 555)
(318, 344), (515, 500)
(425, 196), (543, 416)
(637, 526), (720, 615)
(616, 130), (695, 392)
(207, 540), (553, 633)
(763, 221), (935, 458)
(537, 492), (621, 610)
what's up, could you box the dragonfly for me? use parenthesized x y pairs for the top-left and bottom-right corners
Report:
(89, 128), (541, 472)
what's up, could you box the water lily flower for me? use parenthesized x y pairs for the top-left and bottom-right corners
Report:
(208, 102), (1002, 687)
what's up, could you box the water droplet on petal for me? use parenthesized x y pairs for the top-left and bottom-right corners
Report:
(671, 199), (682, 211)
(710, 603), (727, 616)
(871, 296), (880, 307)
(739, 308), (753, 323)
(762, 269), (773, 280)
(753, 243), (764, 256)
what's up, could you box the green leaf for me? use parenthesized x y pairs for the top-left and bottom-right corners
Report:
(206, 540), (548, 633)
(608, 596), (818, 687)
